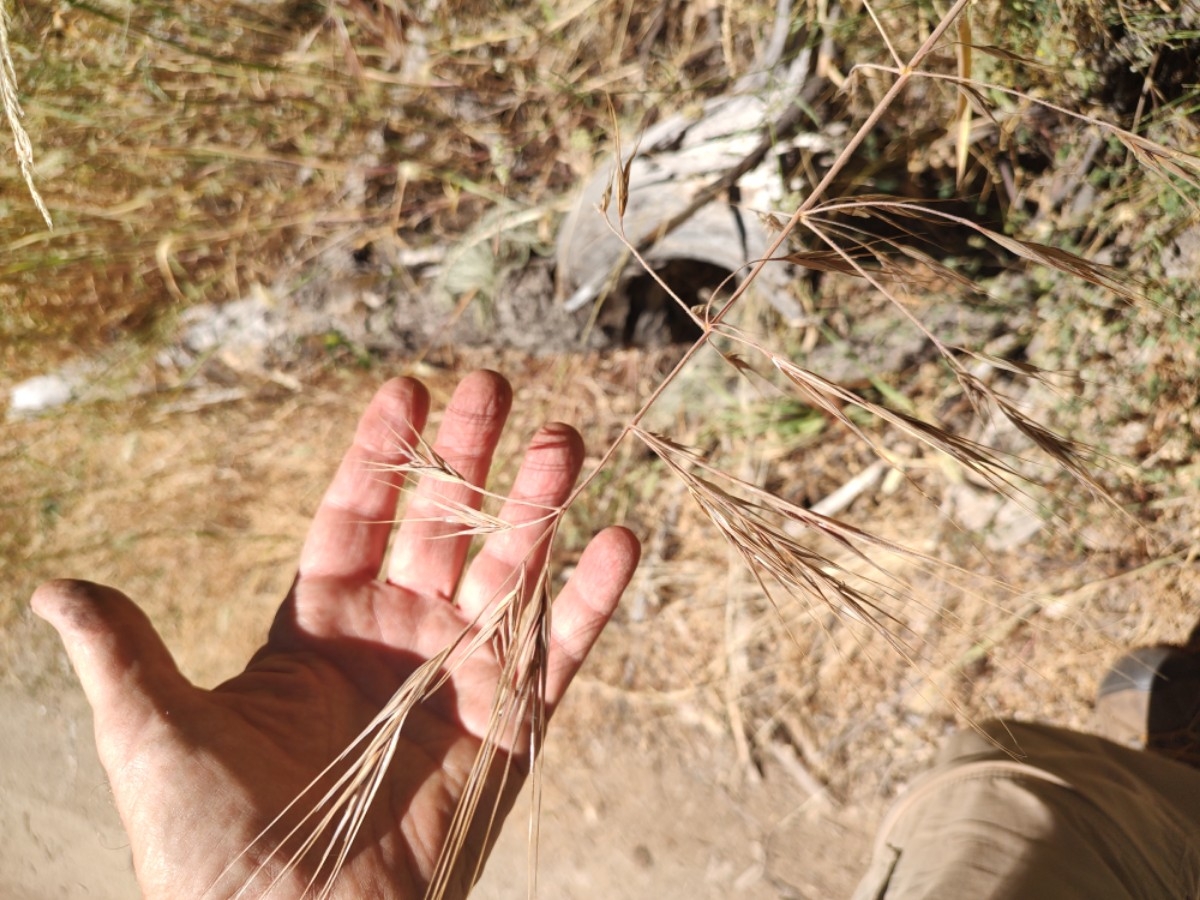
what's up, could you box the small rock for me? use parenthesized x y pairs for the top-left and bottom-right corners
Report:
(9, 373), (76, 418)
(944, 482), (1045, 551)
(987, 498), (1044, 552)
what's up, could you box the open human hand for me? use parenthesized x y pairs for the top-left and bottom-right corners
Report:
(32, 370), (640, 899)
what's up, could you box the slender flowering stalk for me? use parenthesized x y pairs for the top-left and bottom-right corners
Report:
(0, 1), (51, 228)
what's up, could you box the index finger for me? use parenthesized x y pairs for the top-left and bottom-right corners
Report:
(385, 370), (513, 601)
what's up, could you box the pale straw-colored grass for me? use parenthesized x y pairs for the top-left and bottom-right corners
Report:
(0, 0), (50, 228)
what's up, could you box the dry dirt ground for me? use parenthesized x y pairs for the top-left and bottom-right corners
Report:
(3, 337), (1199, 898)
(0, 671), (873, 900)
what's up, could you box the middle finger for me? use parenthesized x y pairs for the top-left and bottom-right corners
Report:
(386, 370), (512, 601)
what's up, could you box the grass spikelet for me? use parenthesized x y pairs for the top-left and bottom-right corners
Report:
(0, 0), (50, 228)
(365, 434), (536, 535)
(710, 326), (1031, 504)
(370, 429), (563, 519)
(633, 425), (934, 656)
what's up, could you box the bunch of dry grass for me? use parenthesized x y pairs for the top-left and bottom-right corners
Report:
(0, 0), (778, 379)
(214, 2), (1200, 896)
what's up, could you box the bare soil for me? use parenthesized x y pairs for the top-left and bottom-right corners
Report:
(0, 674), (872, 900)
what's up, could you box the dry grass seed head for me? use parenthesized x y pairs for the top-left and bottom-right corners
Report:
(15, 0), (1200, 894)
(230, 559), (553, 899)
(635, 427), (935, 653)
(0, 0), (50, 227)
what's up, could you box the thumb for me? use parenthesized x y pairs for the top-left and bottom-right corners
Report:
(31, 579), (191, 763)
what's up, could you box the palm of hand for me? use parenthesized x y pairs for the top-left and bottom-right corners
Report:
(33, 372), (638, 900)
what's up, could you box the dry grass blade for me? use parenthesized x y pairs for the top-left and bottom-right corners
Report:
(628, 426), (966, 694)
(861, 0), (902, 70)
(786, 340), (1115, 520)
(628, 424), (1080, 766)
(954, 11), (972, 189)
(781, 213), (981, 296)
(634, 425), (967, 580)
(0, 0), (50, 228)
(781, 246), (885, 277)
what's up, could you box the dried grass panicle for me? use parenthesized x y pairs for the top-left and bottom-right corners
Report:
(0, 0), (50, 228)
(712, 191), (1135, 517)
(113, 0), (1200, 895)
(230, 559), (554, 900)
(632, 426), (931, 653)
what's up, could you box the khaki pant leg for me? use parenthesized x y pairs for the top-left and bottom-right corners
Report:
(851, 719), (1200, 900)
